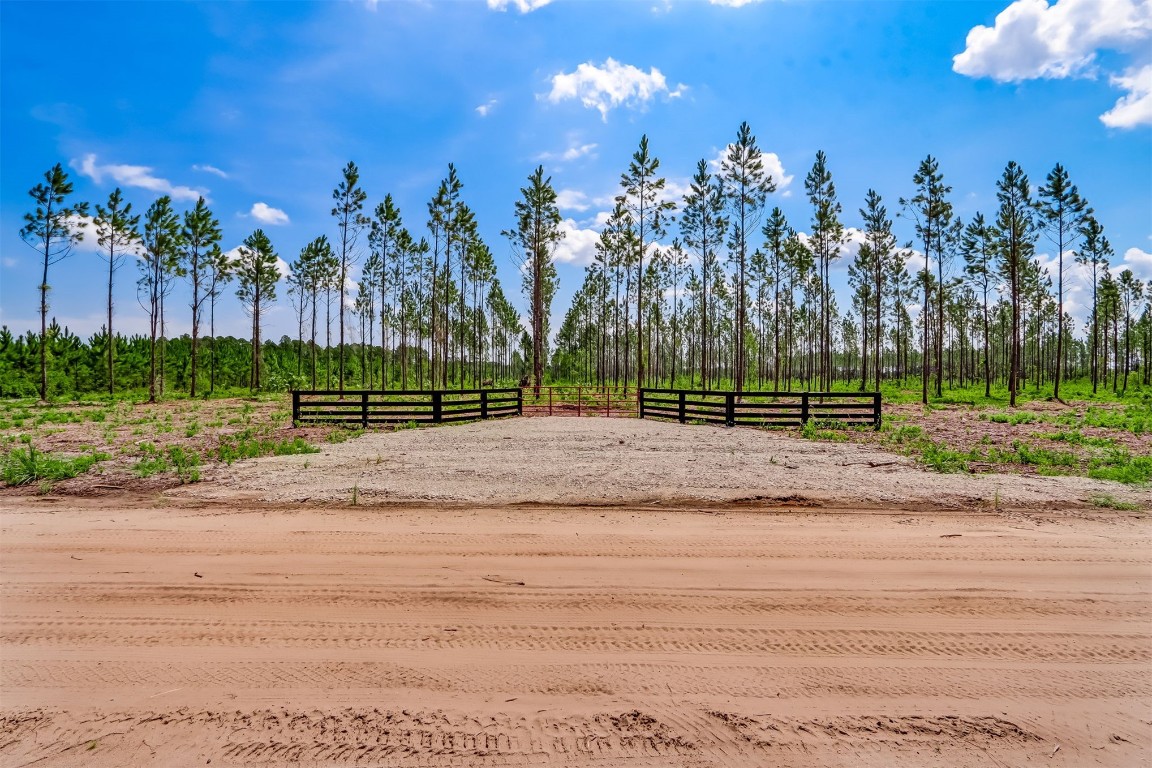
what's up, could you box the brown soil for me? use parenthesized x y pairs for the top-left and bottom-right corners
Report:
(3, 413), (1151, 767)
(2, 494), (1148, 767)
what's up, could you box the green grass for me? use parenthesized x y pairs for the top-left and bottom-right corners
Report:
(1089, 494), (1143, 511)
(1, 443), (111, 487)
(325, 428), (364, 444)
(215, 429), (320, 465)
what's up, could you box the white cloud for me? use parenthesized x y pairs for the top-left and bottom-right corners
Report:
(1121, 246), (1152, 281)
(709, 0), (764, 5)
(546, 58), (686, 121)
(72, 153), (206, 202)
(487, 0), (552, 11)
(537, 138), (599, 163)
(708, 145), (794, 196)
(475, 98), (499, 117)
(953, 0), (1152, 128)
(1100, 64), (1152, 127)
(3, 257), (17, 269)
(556, 189), (591, 212)
(554, 219), (600, 266)
(249, 202), (290, 226)
(192, 164), (229, 179)
(222, 245), (291, 282)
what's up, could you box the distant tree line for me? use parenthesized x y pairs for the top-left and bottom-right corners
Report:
(552, 128), (1149, 401)
(11, 128), (1151, 402)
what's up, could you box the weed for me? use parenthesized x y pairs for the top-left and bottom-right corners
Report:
(1089, 494), (1142, 511)
(326, 428), (364, 444)
(351, 484), (359, 506)
(184, 420), (201, 438)
(1, 442), (111, 487)
(983, 411), (1041, 426)
(1087, 454), (1152, 485)
(215, 430), (319, 465)
(167, 446), (202, 483)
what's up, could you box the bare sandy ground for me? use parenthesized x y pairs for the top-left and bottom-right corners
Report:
(2, 418), (1150, 766)
(186, 416), (1151, 510)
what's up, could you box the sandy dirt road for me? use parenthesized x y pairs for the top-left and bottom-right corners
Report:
(2, 492), (1149, 767)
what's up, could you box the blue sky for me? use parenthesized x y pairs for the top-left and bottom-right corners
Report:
(2, 0), (1150, 343)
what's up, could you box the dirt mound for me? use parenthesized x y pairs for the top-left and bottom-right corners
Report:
(180, 416), (1150, 510)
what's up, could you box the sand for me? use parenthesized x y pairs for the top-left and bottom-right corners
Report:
(2, 417), (1149, 766)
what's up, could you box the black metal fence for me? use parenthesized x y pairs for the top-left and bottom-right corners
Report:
(292, 389), (522, 427)
(639, 389), (881, 429)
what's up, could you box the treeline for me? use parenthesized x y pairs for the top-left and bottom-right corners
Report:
(13, 125), (1151, 404)
(17, 162), (553, 401)
(552, 129), (1150, 402)
(0, 324), (531, 398)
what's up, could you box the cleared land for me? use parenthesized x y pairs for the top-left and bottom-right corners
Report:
(2, 417), (1150, 767)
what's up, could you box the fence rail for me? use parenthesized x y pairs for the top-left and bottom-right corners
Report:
(292, 388), (521, 427)
(639, 389), (881, 429)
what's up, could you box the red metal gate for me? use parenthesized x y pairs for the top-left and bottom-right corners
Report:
(519, 386), (638, 417)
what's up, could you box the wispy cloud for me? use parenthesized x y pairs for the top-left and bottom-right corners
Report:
(487, 0), (553, 12)
(546, 58), (686, 121)
(72, 153), (207, 202)
(537, 141), (599, 163)
(475, 98), (499, 117)
(192, 164), (230, 179)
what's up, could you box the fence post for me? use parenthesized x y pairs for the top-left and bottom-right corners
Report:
(606, 389), (611, 418)
(548, 386), (553, 416)
(725, 392), (735, 427)
(432, 391), (443, 424)
(678, 391), (686, 424)
(516, 388), (522, 416)
(638, 388), (646, 419)
(577, 386), (582, 418)
(874, 392), (882, 430)
(801, 392), (810, 426)
(481, 389), (488, 419)
(292, 391), (300, 427)
(361, 391), (369, 429)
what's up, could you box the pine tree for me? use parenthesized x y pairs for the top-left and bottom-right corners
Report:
(504, 166), (563, 393)
(804, 151), (843, 391)
(681, 158), (728, 389)
(1117, 270), (1143, 394)
(901, 155), (953, 402)
(619, 135), (675, 389)
(370, 195), (403, 388)
(93, 188), (141, 395)
(860, 190), (895, 392)
(181, 197), (221, 397)
(721, 123), (775, 392)
(331, 162), (368, 392)
(205, 244), (233, 394)
(20, 164), (89, 401)
(961, 213), (996, 397)
(233, 229), (280, 391)
(761, 207), (789, 389)
(993, 161), (1036, 408)
(1075, 216), (1112, 393)
(1036, 163), (1088, 401)
(139, 196), (182, 403)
